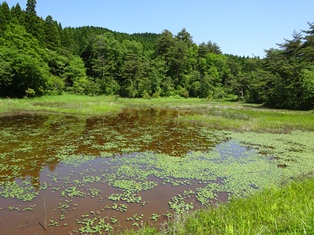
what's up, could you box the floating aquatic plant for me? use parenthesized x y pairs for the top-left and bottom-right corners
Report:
(77, 217), (113, 234)
(149, 213), (161, 222)
(0, 180), (38, 202)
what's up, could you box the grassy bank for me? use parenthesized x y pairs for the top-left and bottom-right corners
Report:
(0, 94), (226, 115)
(124, 177), (314, 235)
(1, 94), (313, 132)
(0, 94), (125, 115)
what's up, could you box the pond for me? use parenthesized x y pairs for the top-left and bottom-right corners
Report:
(0, 108), (313, 234)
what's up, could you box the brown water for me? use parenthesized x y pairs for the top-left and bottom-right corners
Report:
(0, 108), (237, 234)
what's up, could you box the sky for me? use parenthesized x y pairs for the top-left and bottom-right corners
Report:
(5, 0), (314, 57)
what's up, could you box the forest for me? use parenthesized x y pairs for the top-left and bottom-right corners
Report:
(0, 0), (313, 110)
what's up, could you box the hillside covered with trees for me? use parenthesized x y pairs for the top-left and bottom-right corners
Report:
(0, 0), (313, 110)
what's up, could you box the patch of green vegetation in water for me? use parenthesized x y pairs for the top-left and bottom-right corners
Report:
(0, 179), (38, 201)
(230, 130), (314, 179)
(76, 217), (114, 234)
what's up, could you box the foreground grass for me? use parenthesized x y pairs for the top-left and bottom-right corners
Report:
(124, 177), (314, 235)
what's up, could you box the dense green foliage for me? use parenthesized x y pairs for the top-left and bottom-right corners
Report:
(0, 1), (313, 109)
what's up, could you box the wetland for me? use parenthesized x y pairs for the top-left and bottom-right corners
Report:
(0, 96), (313, 234)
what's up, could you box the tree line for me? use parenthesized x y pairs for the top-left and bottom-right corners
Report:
(0, 0), (313, 110)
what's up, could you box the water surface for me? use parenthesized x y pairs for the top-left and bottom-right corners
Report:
(0, 108), (280, 234)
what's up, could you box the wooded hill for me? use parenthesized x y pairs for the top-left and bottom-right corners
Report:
(0, 1), (313, 110)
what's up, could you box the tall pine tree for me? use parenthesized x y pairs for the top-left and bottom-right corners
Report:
(0, 2), (11, 35)
(11, 3), (25, 25)
(25, 0), (45, 45)
(44, 15), (60, 51)
(26, 0), (36, 15)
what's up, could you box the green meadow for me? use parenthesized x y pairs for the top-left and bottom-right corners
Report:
(1, 94), (313, 131)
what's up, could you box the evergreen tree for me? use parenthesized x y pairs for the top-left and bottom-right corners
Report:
(25, 0), (45, 45)
(88, 33), (122, 95)
(206, 41), (222, 54)
(44, 15), (60, 51)
(60, 27), (76, 53)
(301, 22), (314, 61)
(198, 41), (222, 58)
(120, 40), (148, 97)
(156, 30), (175, 65)
(262, 25), (314, 110)
(11, 3), (24, 25)
(0, 2), (11, 35)
(26, 0), (36, 15)
(176, 28), (193, 46)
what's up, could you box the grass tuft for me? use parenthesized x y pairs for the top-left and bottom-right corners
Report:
(182, 177), (314, 235)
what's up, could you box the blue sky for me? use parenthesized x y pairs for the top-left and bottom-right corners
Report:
(5, 0), (314, 57)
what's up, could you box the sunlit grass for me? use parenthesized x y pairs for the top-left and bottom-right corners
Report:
(0, 98), (33, 113)
(122, 177), (314, 234)
(179, 107), (314, 132)
(32, 94), (126, 114)
(181, 177), (314, 235)
(1, 94), (312, 132)
(0, 94), (124, 115)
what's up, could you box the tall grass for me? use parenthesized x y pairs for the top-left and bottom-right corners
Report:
(183, 177), (314, 235)
(0, 98), (33, 113)
(0, 94), (124, 115)
(0, 95), (240, 116)
(180, 107), (314, 132)
(123, 177), (314, 234)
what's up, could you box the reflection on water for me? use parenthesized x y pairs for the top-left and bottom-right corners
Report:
(0, 108), (269, 235)
(214, 139), (257, 160)
(0, 109), (225, 183)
